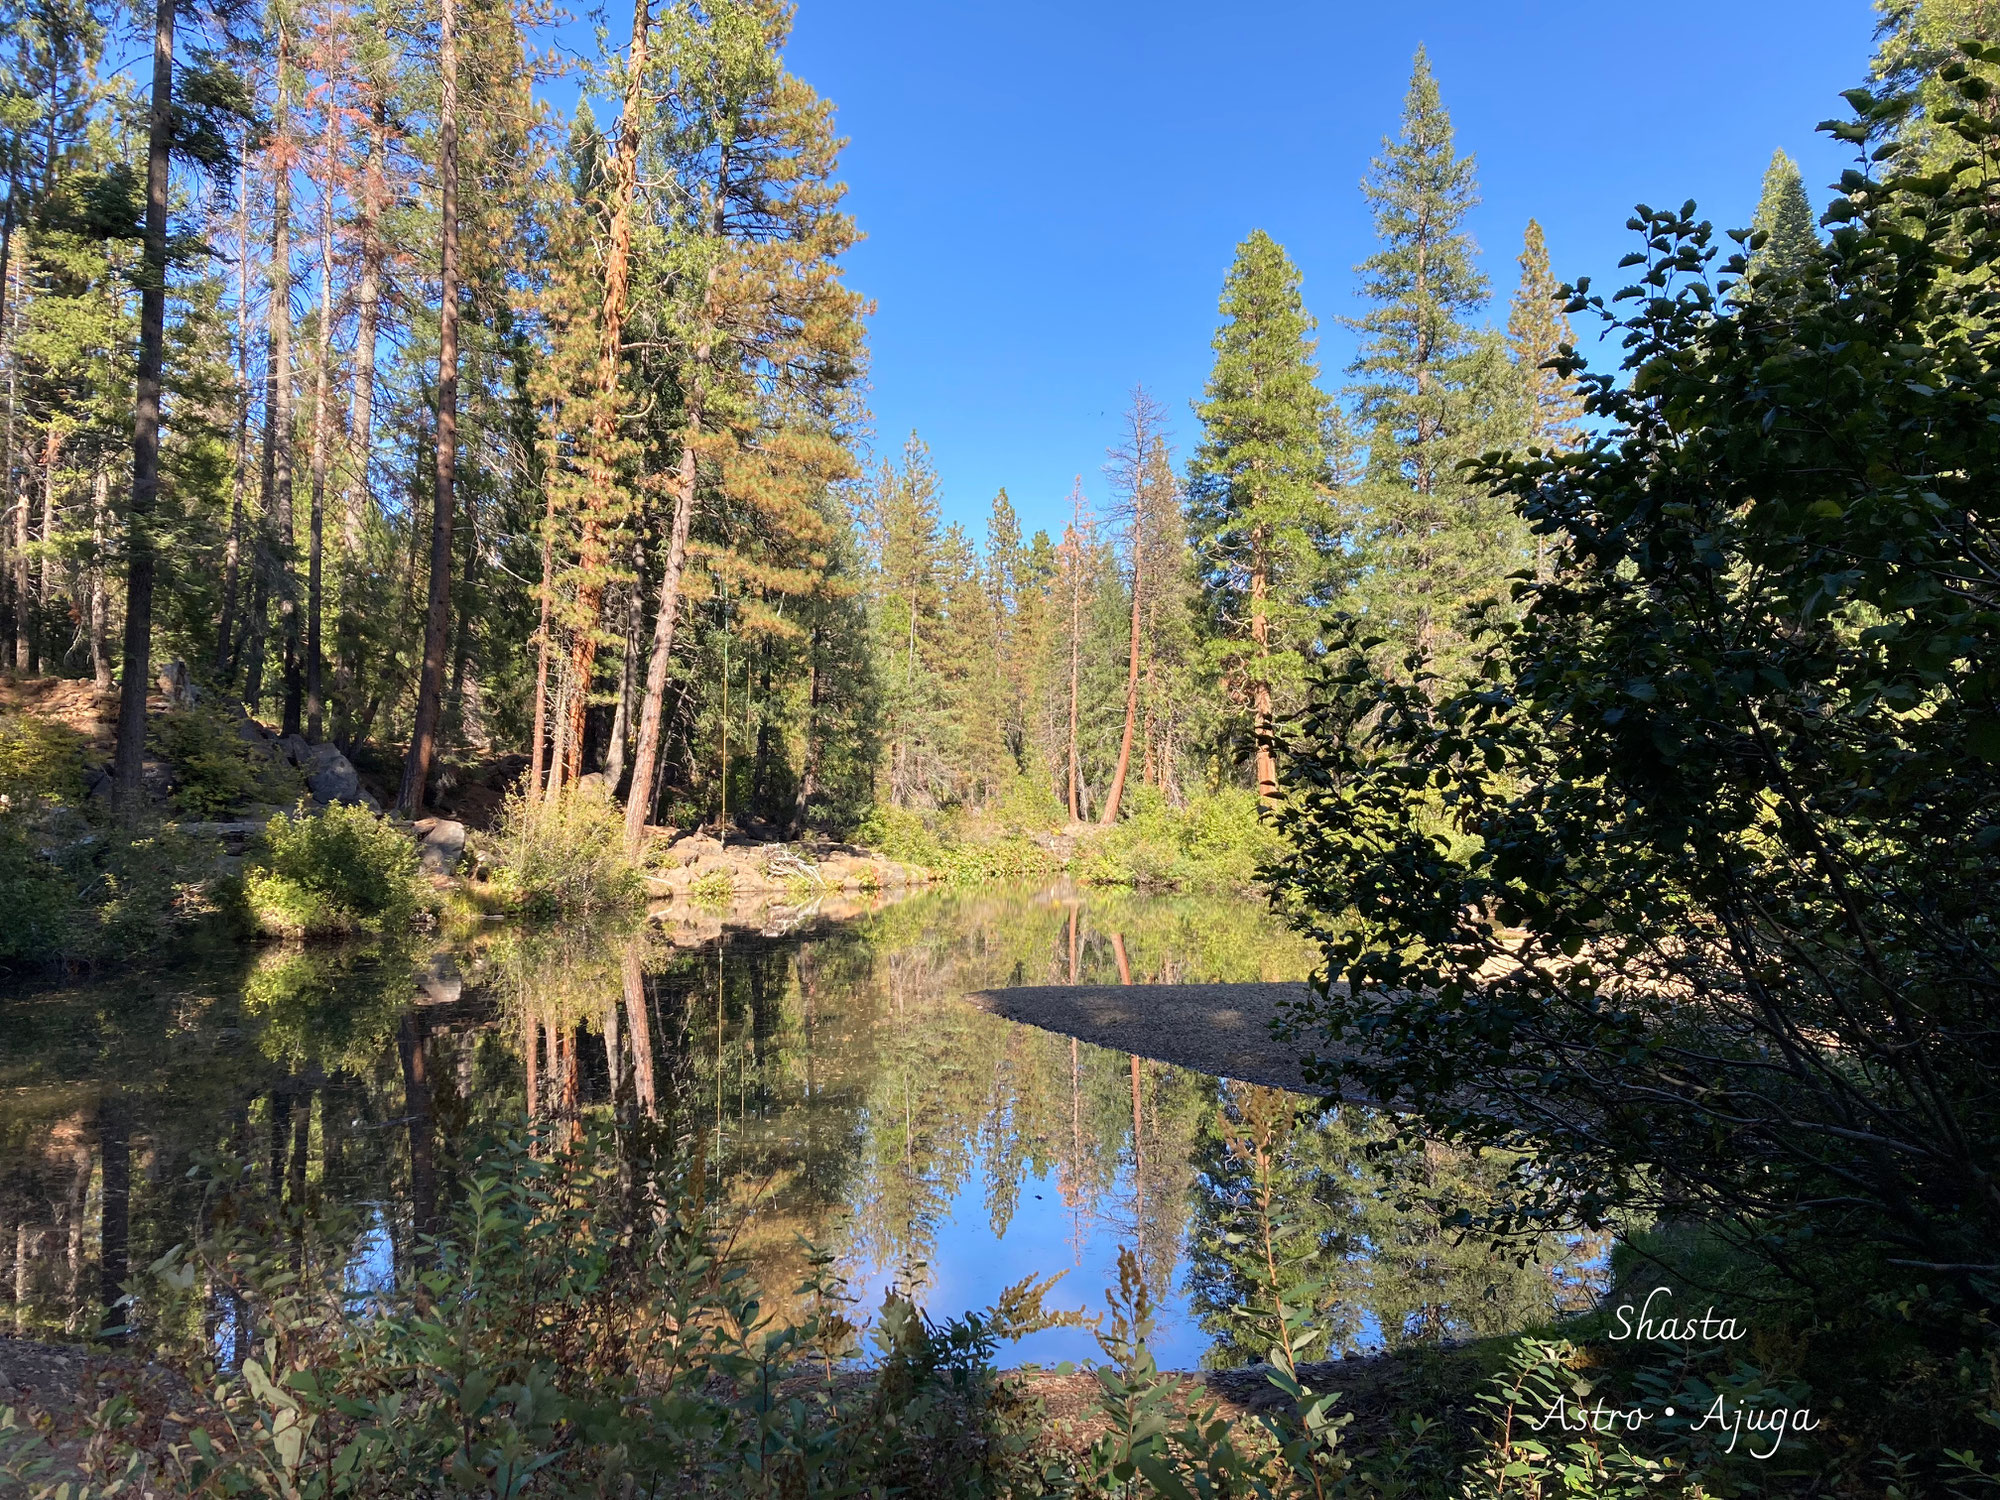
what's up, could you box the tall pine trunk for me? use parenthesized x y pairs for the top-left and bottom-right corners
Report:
(216, 145), (254, 679)
(274, 115), (301, 736)
(305, 91), (338, 741)
(620, 432), (696, 851)
(560, 0), (652, 785)
(397, 0), (459, 815)
(334, 92), (385, 748)
(89, 464), (110, 689)
(1249, 530), (1276, 798)
(1101, 487), (1144, 824)
(110, 0), (173, 814)
(248, 39), (296, 720)
(1065, 509), (1083, 823)
(344, 94), (384, 553)
(527, 483), (557, 792)
(0, 182), (16, 672)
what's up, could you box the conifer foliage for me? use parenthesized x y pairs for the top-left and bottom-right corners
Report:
(1739, 148), (1819, 295)
(1344, 48), (1522, 686)
(0, 9), (1898, 850)
(1187, 231), (1332, 799)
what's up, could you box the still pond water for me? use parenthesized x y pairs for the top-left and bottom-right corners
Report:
(0, 885), (1600, 1369)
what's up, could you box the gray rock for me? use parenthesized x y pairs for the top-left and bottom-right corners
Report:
(418, 953), (464, 1006)
(277, 733), (311, 767)
(140, 759), (176, 797)
(359, 789), (382, 814)
(418, 818), (467, 875)
(668, 833), (725, 865)
(156, 659), (195, 708)
(233, 714), (271, 744)
(302, 743), (361, 804)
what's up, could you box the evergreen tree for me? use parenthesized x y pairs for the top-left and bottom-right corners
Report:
(1187, 229), (1332, 799)
(1873, 0), (2000, 174)
(619, 0), (866, 848)
(1738, 148), (1818, 297)
(1344, 47), (1522, 687)
(1506, 218), (1582, 453)
(1507, 218), (1583, 580)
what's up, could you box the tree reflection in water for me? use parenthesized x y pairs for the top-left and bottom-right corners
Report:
(0, 885), (1600, 1367)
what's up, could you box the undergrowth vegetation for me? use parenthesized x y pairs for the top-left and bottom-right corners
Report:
(245, 804), (424, 938)
(0, 711), (244, 969)
(490, 783), (647, 917)
(149, 705), (302, 818)
(0, 1116), (1946, 1496)
(855, 785), (1278, 893)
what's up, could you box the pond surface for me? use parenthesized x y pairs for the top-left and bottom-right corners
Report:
(0, 885), (1602, 1369)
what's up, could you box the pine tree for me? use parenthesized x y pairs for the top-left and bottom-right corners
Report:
(1507, 219), (1582, 453)
(1100, 385), (1170, 823)
(620, 0), (865, 849)
(1187, 230), (1332, 799)
(1344, 47), (1522, 687)
(1738, 149), (1818, 297)
(1873, 1), (2000, 175)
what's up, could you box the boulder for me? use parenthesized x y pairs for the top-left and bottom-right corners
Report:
(277, 733), (310, 767)
(302, 742), (361, 804)
(233, 714), (271, 745)
(417, 818), (467, 875)
(156, 659), (195, 709)
(666, 833), (725, 866)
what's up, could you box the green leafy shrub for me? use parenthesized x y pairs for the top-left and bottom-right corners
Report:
(853, 800), (944, 866)
(1081, 786), (1282, 893)
(149, 705), (300, 818)
(0, 712), (89, 804)
(491, 783), (645, 918)
(687, 867), (734, 907)
(0, 817), (80, 964)
(854, 800), (1060, 883)
(245, 804), (420, 939)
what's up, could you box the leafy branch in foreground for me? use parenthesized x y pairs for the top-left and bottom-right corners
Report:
(1270, 51), (2000, 1480)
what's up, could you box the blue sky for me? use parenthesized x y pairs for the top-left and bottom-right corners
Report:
(759, 0), (1879, 541)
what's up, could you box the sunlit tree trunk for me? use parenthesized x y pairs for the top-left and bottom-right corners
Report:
(245, 31), (295, 718)
(89, 465), (109, 688)
(305, 83), (339, 741)
(561, 0), (652, 785)
(216, 146), (254, 680)
(397, 0), (460, 814)
(622, 431), (697, 850)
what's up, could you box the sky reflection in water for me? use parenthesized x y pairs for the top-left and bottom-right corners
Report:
(0, 885), (1602, 1367)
